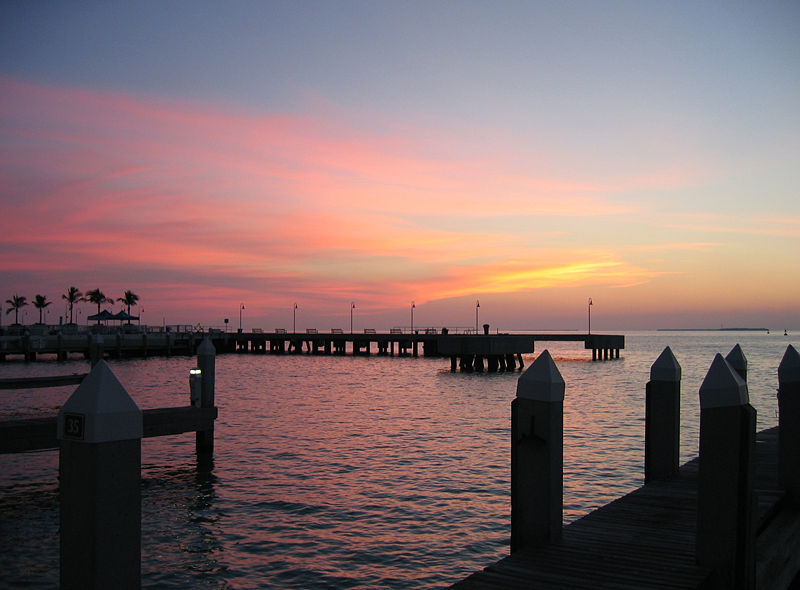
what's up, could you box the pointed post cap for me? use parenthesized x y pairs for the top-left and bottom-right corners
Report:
(779, 345), (800, 384)
(57, 360), (142, 442)
(650, 346), (681, 382)
(516, 349), (565, 402)
(699, 353), (749, 409)
(198, 337), (216, 356)
(725, 344), (747, 374)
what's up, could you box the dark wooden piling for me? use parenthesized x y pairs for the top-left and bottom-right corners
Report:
(645, 346), (681, 482)
(778, 344), (800, 502)
(726, 343), (748, 382)
(696, 353), (755, 589)
(195, 338), (216, 455)
(511, 350), (564, 552)
(57, 361), (142, 589)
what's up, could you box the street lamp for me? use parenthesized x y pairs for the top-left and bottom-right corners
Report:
(239, 303), (245, 333)
(411, 301), (415, 333)
(475, 300), (480, 334)
(293, 303), (298, 333)
(350, 302), (355, 333)
(588, 297), (593, 335)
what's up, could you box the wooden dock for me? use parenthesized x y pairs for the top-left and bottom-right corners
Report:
(452, 425), (798, 589)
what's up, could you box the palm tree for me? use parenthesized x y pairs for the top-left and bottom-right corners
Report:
(33, 294), (52, 324)
(84, 288), (112, 324)
(5, 294), (27, 325)
(117, 290), (140, 323)
(62, 286), (82, 324)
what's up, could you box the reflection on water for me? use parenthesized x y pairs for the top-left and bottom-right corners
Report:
(0, 331), (796, 588)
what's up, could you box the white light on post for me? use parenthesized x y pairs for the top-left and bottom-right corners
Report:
(350, 302), (356, 333)
(475, 300), (480, 334)
(189, 368), (202, 407)
(411, 301), (415, 333)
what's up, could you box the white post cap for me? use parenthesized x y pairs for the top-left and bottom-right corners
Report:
(650, 346), (681, 382)
(779, 345), (800, 385)
(516, 349), (565, 402)
(699, 353), (749, 409)
(57, 360), (142, 443)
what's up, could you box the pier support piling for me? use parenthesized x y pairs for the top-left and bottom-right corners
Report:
(511, 350), (564, 553)
(645, 347), (681, 482)
(696, 353), (755, 589)
(57, 361), (143, 589)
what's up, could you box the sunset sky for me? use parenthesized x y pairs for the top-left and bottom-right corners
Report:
(1, 2), (798, 331)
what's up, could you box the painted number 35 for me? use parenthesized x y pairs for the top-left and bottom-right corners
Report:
(63, 413), (85, 440)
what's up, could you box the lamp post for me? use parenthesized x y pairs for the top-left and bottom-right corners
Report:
(239, 303), (245, 333)
(293, 303), (298, 333)
(411, 301), (415, 333)
(588, 298), (593, 335)
(475, 300), (480, 334)
(350, 302), (355, 334)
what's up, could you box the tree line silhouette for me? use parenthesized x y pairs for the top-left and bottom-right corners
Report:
(4, 288), (139, 325)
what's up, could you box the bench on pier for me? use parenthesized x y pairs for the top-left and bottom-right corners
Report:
(390, 328), (403, 334)
(274, 328), (286, 334)
(306, 328), (318, 334)
(364, 328), (376, 334)
(331, 328), (343, 334)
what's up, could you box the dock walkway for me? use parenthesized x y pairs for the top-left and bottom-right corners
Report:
(452, 426), (796, 589)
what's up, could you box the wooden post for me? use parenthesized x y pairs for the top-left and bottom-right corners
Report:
(725, 343), (747, 381)
(645, 346), (681, 482)
(511, 349), (564, 553)
(696, 353), (755, 589)
(57, 361), (142, 589)
(196, 338), (216, 455)
(778, 344), (800, 502)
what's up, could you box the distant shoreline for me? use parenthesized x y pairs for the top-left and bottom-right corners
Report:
(657, 328), (770, 332)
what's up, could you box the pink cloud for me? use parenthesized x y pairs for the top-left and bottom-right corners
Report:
(0, 75), (729, 325)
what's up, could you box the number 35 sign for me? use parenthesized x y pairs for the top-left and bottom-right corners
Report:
(62, 413), (85, 440)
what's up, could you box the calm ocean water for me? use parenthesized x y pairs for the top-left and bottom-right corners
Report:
(0, 330), (797, 588)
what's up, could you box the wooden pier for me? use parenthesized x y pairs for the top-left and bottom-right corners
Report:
(0, 328), (624, 369)
(452, 426), (796, 589)
(451, 344), (800, 589)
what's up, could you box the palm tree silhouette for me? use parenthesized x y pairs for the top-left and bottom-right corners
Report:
(117, 290), (140, 323)
(84, 288), (112, 324)
(33, 294), (52, 324)
(62, 286), (82, 324)
(5, 294), (27, 325)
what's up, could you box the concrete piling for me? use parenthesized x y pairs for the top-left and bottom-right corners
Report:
(778, 344), (800, 502)
(511, 350), (564, 553)
(57, 360), (143, 589)
(696, 353), (755, 589)
(645, 346), (681, 483)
